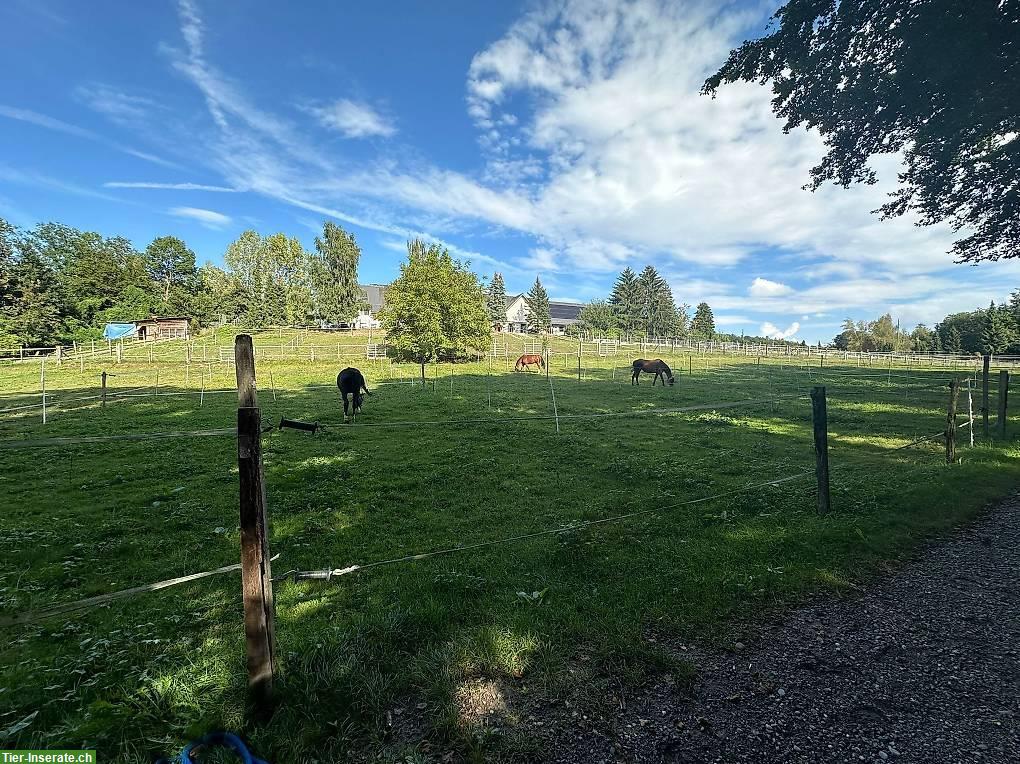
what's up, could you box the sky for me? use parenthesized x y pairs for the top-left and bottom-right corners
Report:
(1, 0), (1017, 344)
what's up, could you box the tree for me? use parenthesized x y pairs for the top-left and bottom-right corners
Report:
(487, 272), (508, 328)
(144, 236), (197, 304)
(576, 299), (618, 336)
(224, 230), (314, 327)
(910, 324), (936, 353)
(981, 302), (1012, 354)
(311, 222), (362, 325)
(691, 302), (716, 339)
(6, 251), (64, 345)
(525, 277), (551, 333)
(609, 267), (642, 331)
(379, 239), (490, 381)
(704, 1), (1020, 263)
(636, 265), (680, 337)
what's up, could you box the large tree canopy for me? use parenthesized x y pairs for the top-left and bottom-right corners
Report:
(703, 0), (1020, 263)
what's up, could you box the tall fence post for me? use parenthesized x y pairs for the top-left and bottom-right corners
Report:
(981, 354), (990, 439)
(40, 359), (47, 425)
(234, 334), (276, 712)
(101, 371), (107, 408)
(967, 378), (974, 448)
(946, 378), (960, 463)
(810, 386), (830, 514)
(997, 370), (1009, 438)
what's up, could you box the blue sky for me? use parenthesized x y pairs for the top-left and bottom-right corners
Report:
(2, 0), (1018, 344)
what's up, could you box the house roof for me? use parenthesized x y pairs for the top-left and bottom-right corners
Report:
(549, 301), (582, 322)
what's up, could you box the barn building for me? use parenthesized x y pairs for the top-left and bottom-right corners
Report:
(103, 316), (190, 341)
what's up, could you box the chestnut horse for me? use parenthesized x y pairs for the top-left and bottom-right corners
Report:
(632, 358), (674, 386)
(515, 353), (545, 372)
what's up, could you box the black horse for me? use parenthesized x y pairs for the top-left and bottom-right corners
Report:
(337, 367), (371, 421)
(632, 358), (674, 386)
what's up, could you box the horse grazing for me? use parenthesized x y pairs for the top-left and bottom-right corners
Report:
(632, 358), (674, 386)
(337, 367), (371, 421)
(515, 354), (545, 372)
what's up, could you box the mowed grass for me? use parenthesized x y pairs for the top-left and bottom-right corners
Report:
(0, 340), (1016, 762)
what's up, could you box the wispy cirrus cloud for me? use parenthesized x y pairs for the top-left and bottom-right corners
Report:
(169, 206), (232, 228)
(0, 104), (179, 169)
(74, 83), (157, 126)
(105, 181), (238, 192)
(302, 99), (396, 138)
(156, 0), (1020, 338)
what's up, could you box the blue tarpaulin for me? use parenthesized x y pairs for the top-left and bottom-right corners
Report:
(103, 323), (138, 340)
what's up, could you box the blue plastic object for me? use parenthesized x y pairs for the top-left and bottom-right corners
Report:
(156, 732), (269, 764)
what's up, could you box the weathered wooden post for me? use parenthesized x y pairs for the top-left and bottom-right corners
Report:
(997, 370), (1009, 438)
(810, 386), (830, 514)
(946, 378), (960, 463)
(234, 334), (276, 711)
(981, 354), (990, 438)
(101, 371), (107, 408)
(577, 341), (582, 383)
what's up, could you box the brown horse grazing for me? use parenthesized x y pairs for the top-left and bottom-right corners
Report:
(632, 358), (674, 386)
(337, 367), (371, 422)
(515, 353), (545, 372)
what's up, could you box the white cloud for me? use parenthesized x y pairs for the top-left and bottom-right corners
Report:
(749, 277), (792, 298)
(303, 99), (396, 139)
(760, 321), (801, 340)
(105, 181), (238, 192)
(75, 84), (156, 125)
(0, 104), (178, 168)
(157, 0), (1020, 336)
(169, 206), (232, 228)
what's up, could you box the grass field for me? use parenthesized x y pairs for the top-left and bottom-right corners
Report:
(0, 331), (1016, 762)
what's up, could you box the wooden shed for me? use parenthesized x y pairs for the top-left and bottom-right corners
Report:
(133, 316), (190, 341)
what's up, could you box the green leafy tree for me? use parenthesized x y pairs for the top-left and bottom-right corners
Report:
(144, 236), (197, 304)
(609, 267), (642, 331)
(380, 239), (490, 381)
(576, 299), (618, 336)
(525, 277), (551, 333)
(6, 251), (65, 345)
(311, 222), (362, 324)
(910, 324), (936, 353)
(691, 302), (716, 340)
(704, 1), (1020, 263)
(487, 272), (508, 327)
(225, 230), (314, 327)
(24, 223), (146, 327)
(636, 265), (680, 337)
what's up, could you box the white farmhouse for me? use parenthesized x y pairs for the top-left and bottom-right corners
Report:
(503, 294), (583, 334)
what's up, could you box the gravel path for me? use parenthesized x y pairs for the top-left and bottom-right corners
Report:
(544, 495), (1020, 763)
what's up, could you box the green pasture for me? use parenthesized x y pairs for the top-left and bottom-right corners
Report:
(0, 334), (1015, 762)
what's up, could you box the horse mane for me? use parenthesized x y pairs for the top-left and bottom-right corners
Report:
(658, 359), (673, 378)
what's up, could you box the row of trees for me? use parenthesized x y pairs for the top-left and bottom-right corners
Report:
(833, 297), (1020, 355)
(0, 217), (366, 346)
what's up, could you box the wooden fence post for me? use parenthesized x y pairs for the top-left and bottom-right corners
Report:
(234, 334), (276, 711)
(101, 371), (107, 408)
(981, 354), (990, 438)
(946, 378), (960, 463)
(998, 370), (1009, 438)
(810, 386), (830, 514)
